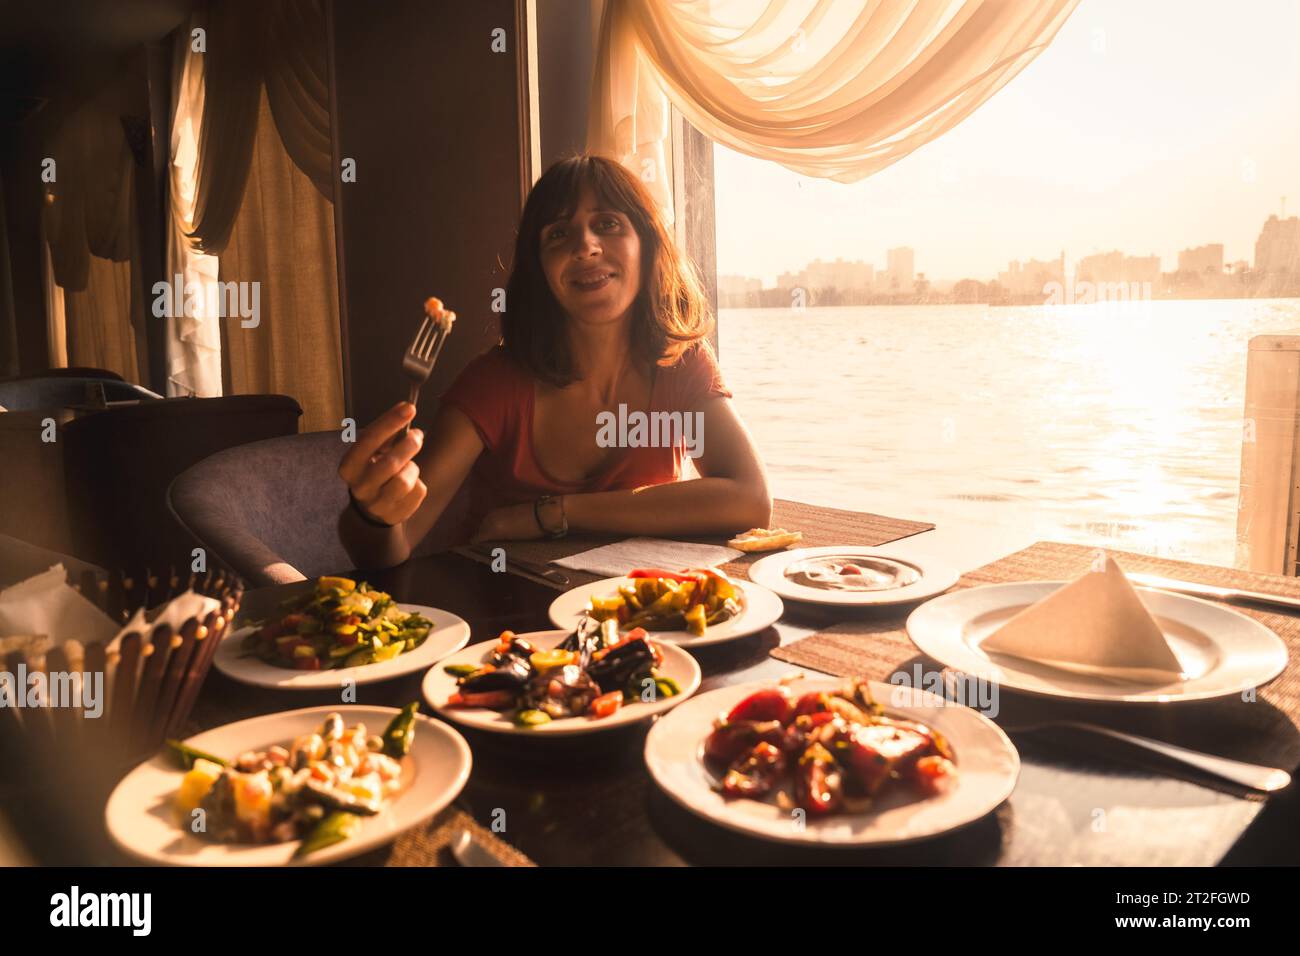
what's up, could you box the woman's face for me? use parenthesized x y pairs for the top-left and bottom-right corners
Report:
(539, 185), (642, 329)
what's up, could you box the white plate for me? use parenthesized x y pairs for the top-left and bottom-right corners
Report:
(215, 604), (470, 690)
(749, 546), (960, 607)
(906, 582), (1290, 704)
(105, 705), (471, 866)
(547, 576), (783, 647)
(423, 629), (701, 735)
(645, 678), (1019, 846)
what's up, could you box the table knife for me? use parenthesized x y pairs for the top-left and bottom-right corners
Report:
(1126, 571), (1300, 613)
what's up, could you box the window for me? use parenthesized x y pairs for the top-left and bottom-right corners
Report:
(708, 0), (1300, 567)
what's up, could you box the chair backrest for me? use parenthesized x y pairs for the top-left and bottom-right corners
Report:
(0, 376), (160, 411)
(62, 395), (303, 572)
(169, 430), (352, 586)
(169, 429), (472, 587)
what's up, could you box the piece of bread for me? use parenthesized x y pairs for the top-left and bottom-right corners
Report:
(727, 528), (803, 552)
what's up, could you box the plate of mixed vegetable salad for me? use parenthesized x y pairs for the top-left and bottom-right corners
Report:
(105, 704), (471, 866)
(645, 677), (1019, 846)
(547, 568), (784, 647)
(423, 620), (701, 735)
(215, 576), (470, 688)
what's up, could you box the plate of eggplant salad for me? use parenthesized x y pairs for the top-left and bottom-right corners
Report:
(422, 618), (702, 735)
(645, 677), (1019, 846)
(548, 568), (784, 647)
(215, 576), (470, 689)
(105, 704), (472, 866)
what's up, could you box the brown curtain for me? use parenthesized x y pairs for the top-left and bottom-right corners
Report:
(189, 0), (332, 252)
(186, 0), (262, 256)
(179, 0), (341, 428)
(63, 256), (140, 381)
(263, 0), (334, 200)
(42, 80), (147, 380)
(218, 88), (343, 432)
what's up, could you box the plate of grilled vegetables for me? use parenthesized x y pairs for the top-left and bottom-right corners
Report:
(548, 567), (783, 647)
(105, 704), (471, 865)
(423, 618), (701, 735)
(216, 576), (470, 689)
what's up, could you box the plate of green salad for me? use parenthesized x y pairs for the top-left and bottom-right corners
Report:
(214, 576), (470, 689)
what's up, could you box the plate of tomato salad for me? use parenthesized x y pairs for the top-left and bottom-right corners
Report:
(645, 676), (1019, 845)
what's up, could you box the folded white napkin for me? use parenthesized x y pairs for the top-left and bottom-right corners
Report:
(980, 556), (1185, 683)
(0, 564), (117, 715)
(0, 564), (118, 651)
(0, 565), (221, 717)
(112, 589), (221, 648)
(553, 537), (742, 579)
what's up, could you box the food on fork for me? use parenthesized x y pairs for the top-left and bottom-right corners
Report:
(240, 576), (432, 671)
(168, 704), (419, 856)
(727, 528), (803, 552)
(585, 568), (743, 637)
(424, 295), (456, 331)
(703, 678), (956, 816)
(444, 620), (680, 726)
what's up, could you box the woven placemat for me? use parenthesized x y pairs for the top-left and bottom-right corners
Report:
(772, 541), (1300, 771)
(375, 806), (535, 867)
(453, 498), (934, 590)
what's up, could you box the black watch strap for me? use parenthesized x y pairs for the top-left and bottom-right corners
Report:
(349, 491), (396, 529)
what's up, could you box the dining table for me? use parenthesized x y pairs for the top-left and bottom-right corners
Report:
(142, 516), (1300, 869)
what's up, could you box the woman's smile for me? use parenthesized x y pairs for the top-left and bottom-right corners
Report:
(568, 268), (617, 293)
(542, 186), (641, 321)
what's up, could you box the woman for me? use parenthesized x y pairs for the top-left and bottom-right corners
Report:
(338, 154), (771, 568)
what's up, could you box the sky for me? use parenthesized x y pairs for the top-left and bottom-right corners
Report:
(713, 0), (1300, 286)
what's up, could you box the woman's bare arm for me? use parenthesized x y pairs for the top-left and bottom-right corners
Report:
(471, 396), (771, 541)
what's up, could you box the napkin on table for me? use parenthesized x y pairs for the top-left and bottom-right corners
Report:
(111, 589), (222, 647)
(0, 564), (221, 712)
(980, 556), (1185, 683)
(0, 564), (118, 668)
(553, 537), (742, 579)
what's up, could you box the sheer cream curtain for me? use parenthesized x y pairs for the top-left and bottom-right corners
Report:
(590, 0), (1080, 212)
(165, 24), (223, 397)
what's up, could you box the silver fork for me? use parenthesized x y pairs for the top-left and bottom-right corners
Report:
(1004, 720), (1291, 792)
(400, 311), (452, 437)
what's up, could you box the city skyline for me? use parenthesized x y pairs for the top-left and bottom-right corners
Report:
(720, 209), (1299, 294)
(713, 0), (1300, 288)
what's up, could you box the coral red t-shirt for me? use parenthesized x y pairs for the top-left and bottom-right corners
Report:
(439, 340), (732, 539)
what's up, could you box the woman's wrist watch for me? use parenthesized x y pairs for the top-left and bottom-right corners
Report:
(533, 495), (568, 539)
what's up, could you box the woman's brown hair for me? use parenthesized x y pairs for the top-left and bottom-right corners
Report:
(502, 153), (713, 387)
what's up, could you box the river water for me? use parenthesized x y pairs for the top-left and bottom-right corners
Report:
(718, 298), (1300, 566)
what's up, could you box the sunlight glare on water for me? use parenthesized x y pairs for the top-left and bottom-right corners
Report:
(719, 298), (1300, 566)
